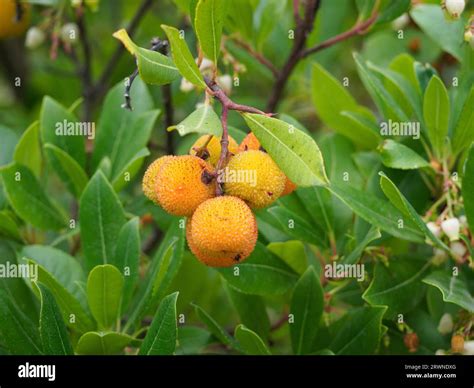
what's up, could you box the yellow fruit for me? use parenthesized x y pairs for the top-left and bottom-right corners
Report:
(142, 155), (175, 204)
(189, 135), (238, 166)
(239, 133), (297, 196)
(224, 150), (285, 208)
(187, 196), (257, 267)
(0, 0), (30, 38)
(155, 155), (215, 216)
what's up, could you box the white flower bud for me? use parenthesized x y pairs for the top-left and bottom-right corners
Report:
(217, 74), (232, 95)
(61, 23), (79, 44)
(426, 222), (441, 238)
(437, 313), (453, 335)
(450, 241), (467, 258)
(391, 13), (410, 30)
(462, 341), (474, 355)
(25, 27), (45, 49)
(441, 218), (460, 241)
(459, 215), (468, 227)
(199, 58), (214, 71)
(444, 0), (465, 19)
(180, 78), (195, 93)
(435, 349), (446, 355)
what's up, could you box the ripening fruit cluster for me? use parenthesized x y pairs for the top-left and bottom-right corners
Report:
(0, 0), (30, 39)
(142, 132), (296, 267)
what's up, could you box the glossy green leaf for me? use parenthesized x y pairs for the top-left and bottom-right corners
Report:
(452, 87), (474, 156)
(1, 163), (66, 230)
(329, 306), (386, 355)
(36, 283), (73, 355)
(339, 110), (382, 149)
(290, 267), (324, 355)
(389, 53), (420, 94)
(423, 271), (474, 313)
(111, 147), (150, 192)
(87, 265), (124, 330)
(342, 226), (381, 265)
(463, 146), (474, 234)
(0, 125), (18, 167)
(363, 258), (429, 318)
(14, 121), (42, 178)
(242, 113), (329, 187)
(139, 292), (179, 355)
(44, 143), (88, 197)
(0, 211), (22, 242)
(168, 104), (222, 137)
(195, 0), (228, 65)
(113, 29), (180, 85)
(218, 242), (298, 296)
(234, 324), (271, 355)
(423, 76), (449, 157)
(0, 289), (42, 355)
(79, 171), (127, 272)
(76, 331), (136, 355)
(379, 140), (430, 170)
(161, 25), (206, 88)
(267, 240), (308, 275)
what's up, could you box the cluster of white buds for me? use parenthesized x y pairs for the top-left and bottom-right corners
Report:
(442, 0), (466, 19)
(25, 27), (45, 49)
(437, 313), (454, 335)
(180, 57), (233, 95)
(441, 218), (461, 241)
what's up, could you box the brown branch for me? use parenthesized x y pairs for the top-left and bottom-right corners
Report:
(230, 38), (279, 78)
(293, 0), (301, 24)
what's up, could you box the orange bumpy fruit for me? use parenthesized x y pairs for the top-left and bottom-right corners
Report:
(238, 132), (297, 196)
(0, 0), (30, 38)
(187, 196), (257, 267)
(155, 155), (215, 216)
(190, 135), (238, 166)
(224, 150), (285, 208)
(142, 155), (175, 204)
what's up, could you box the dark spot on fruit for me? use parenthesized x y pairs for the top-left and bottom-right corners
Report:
(267, 191), (273, 196)
(233, 254), (241, 262)
(201, 170), (215, 185)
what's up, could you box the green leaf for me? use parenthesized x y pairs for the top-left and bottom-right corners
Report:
(363, 258), (429, 319)
(379, 173), (448, 250)
(161, 24), (206, 88)
(342, 226), (381, 265)
(87, 265), (124, 330)
(423, 271), (474, 313)
(0, 163), (66, 230)
(218, 242), (298, 296)
(267, 240), (308, 275)
(114, 218), (140, 311)
(92, 79), (157, 173)
(79, 171), (127, 272)
(192, 303), (240, 349)
(328, 183), (425, 243)
(226, 285), (270, 340)
(290, 267), (324, 355)
(76, 331), (136, 355)
(410, 4), (464, 61)
(254, 0), (286, 50)
(111, 147), (150, 192)
(194, 0), (228, 65)
(40, 96), (86, 176)
(0, 125), (19, 167)
(423, 76), (449, 157)
(176, 326), (211, 355)
(0, 289), (42, 355)
(44, 143), (88, 198)
(139, 292), (179, 355)
(14, 121), (42, 177)
(0, 211), (22, 242)
(379, 140), (430, 170)
(329, 306), (386, 355)
(242, 113), (329, 187)
(389, 53), (421, 94)
(226, 0), (254, 41)
(452, 87), (474, 156)
(234, 324), (271, 355)
(339, 110), (382, 149)
(36, 283), (73, 355)
(26, 260), (94, 333)
(376, 0), (410, 24)
(463, 146), (474, 234)
(168, 104), (222, 137)
(113, 29), (180, 85)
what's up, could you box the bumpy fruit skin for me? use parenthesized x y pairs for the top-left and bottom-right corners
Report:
(224, 150), (285, 208)
(0, 0), (30, 38)
(187, 196), (257, 267)
(142, 155), (175, 204)
(155, 155), (215, 216)
(190, 135), (238, 166)
(238, 132), (297, 196)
